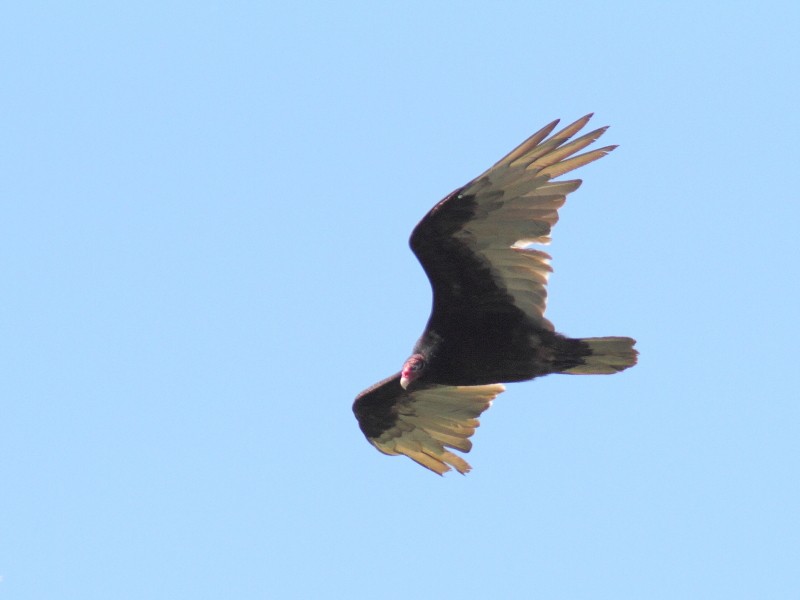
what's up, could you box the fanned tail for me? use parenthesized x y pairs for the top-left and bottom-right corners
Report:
(564, 336), (638, 374)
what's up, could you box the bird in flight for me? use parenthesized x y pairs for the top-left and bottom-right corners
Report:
(353, 114), (637, 475)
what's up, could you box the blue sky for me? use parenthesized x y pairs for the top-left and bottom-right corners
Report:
(2, 2), (799, 598)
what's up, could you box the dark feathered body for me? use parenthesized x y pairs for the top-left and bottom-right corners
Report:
(408, 189), (594, 385)
(413, 325), (592, 386)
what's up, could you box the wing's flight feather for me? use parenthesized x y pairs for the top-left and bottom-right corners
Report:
(508, 113), (594, 168)
(496, 118), (561, 168)
(353, 374), (505, 475)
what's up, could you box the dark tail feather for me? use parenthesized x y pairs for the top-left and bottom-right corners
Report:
(564, 336), (638, 374)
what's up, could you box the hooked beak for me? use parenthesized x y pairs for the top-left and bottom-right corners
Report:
(400, 365), (414, 389)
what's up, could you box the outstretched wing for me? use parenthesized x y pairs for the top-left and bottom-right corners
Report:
(410, 114), (615, 331)
(353, 373), (505, 475)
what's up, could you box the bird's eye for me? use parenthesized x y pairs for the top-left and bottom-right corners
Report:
(412, 358), (425, 371)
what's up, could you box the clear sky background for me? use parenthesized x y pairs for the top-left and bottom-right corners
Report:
(2, 2), (799, 599)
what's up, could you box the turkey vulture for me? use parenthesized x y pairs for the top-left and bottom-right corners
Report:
(353, 114), (637, 475)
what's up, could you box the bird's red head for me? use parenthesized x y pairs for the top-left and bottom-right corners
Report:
(400, 353), (426, 389)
